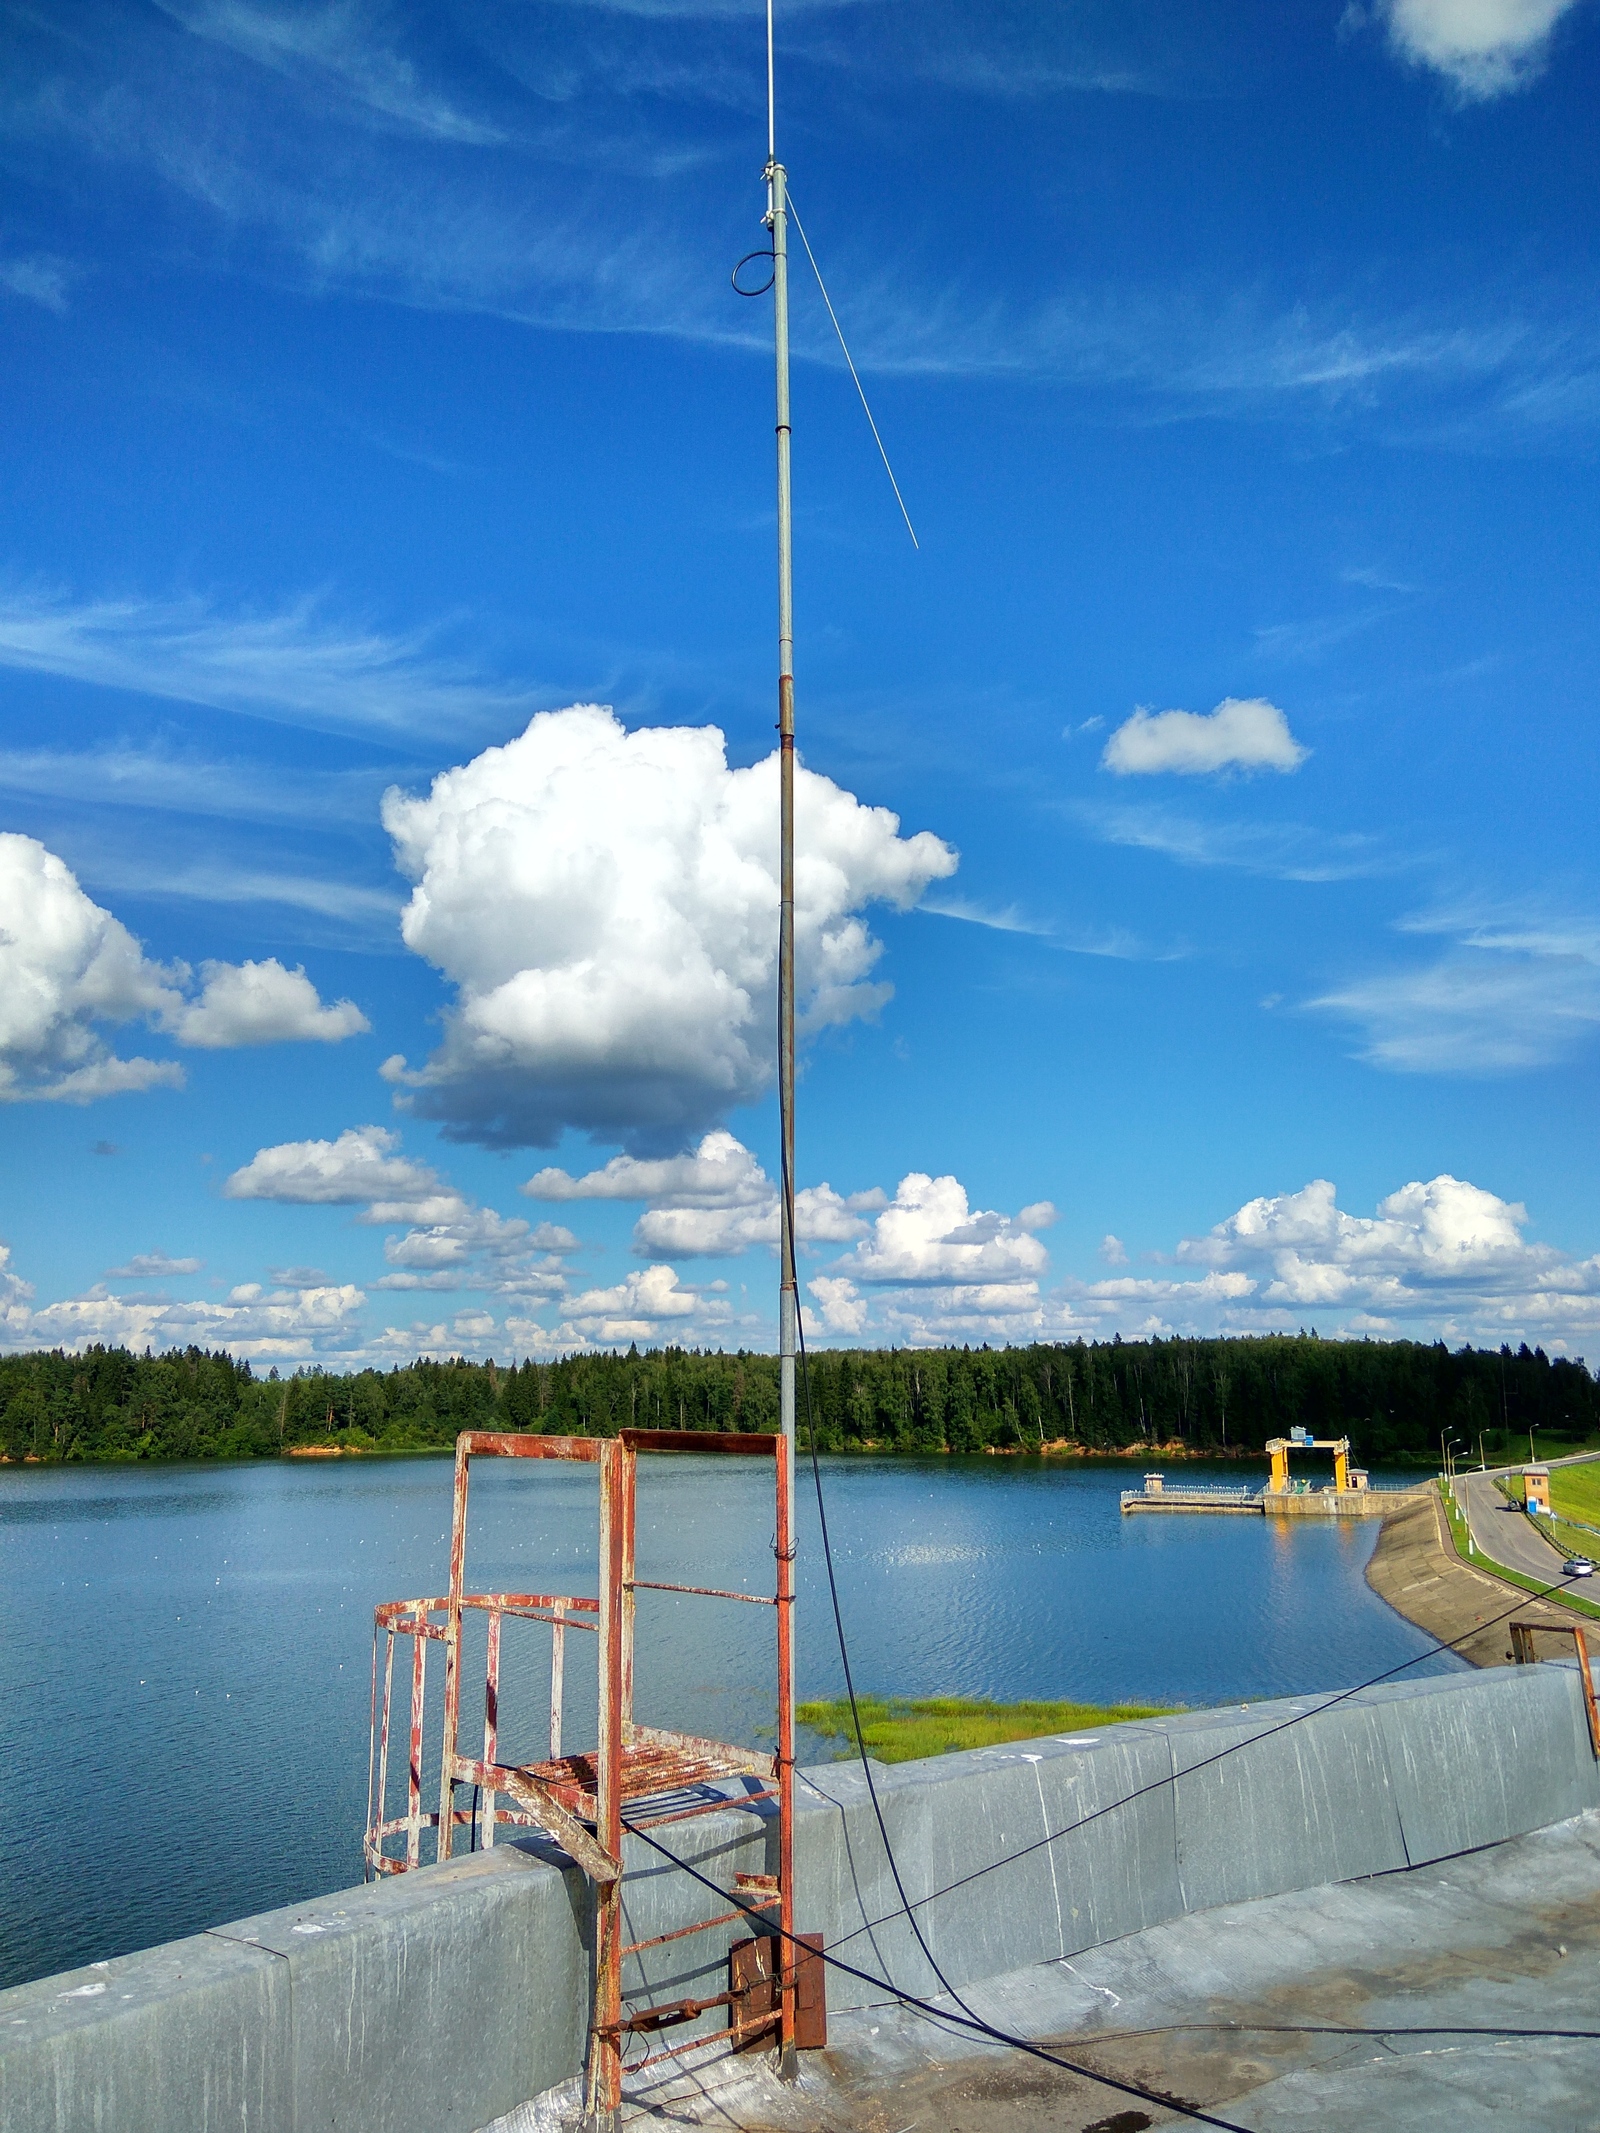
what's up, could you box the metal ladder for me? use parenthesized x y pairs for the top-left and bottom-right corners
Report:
(365, 1426), (817, 2127)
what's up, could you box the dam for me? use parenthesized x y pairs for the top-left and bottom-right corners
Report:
(1122, 1431), (1431, 1517)
(6, 1427), (1600, 2132)
(5, 1658), (1599, 2131)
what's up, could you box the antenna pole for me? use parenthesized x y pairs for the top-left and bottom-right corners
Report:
(765, 8), (799, 2005)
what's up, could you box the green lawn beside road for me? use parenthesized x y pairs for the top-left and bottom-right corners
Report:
(1548, 1462), (1600, 1530)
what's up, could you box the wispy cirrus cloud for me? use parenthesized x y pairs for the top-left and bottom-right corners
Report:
(0, 253), (74, 312)
(0, 739), (397, 825)
(1309, 897), (1600, 1072)
(154, 0), (507, 144)
(918, 894), (1052, 936)
(1079, 800), (1398, 883)
(0, 587), (543, 739)
(7, 0), (1598, 435)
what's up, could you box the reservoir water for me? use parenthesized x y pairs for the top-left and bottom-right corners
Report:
(0, 1452), (1459, 1992)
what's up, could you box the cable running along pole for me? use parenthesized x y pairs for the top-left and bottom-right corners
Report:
(765, 0), (799, 1777)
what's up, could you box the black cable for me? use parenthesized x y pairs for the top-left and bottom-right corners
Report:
(774, 1142), (1599, 2117)
(776, 1141), (1251, 2129)
(620, 1811), (1257, 2133)
(818, 1485), (1597, 1954)
(1039, 2019), (1600, 2043)
(622, 1814), (1600, 2097)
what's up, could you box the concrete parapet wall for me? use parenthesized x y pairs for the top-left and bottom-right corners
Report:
(5, 1662), (1598, 2132)
(1265, 1487), (1428, 1516)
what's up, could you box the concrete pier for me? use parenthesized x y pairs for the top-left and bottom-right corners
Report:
(1121, 1478), (1430, 1516)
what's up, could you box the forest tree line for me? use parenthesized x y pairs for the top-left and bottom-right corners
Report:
(1, 1333), (1595, 1466)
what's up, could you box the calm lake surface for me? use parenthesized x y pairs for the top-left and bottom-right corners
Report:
(0, 1452), (1459, 1991)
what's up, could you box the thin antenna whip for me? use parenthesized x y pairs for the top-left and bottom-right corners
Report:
(766, 0), (776, 166)
(787, 192), (919, 550)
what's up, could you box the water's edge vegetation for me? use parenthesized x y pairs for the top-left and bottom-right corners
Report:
(797, 1694), (1180, 1762)
(1, 1334), (1593, 1466)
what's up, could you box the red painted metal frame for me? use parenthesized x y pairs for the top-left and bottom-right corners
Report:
(1508, 1617), (1600, 1756)
(364, 1427), (796, 2128)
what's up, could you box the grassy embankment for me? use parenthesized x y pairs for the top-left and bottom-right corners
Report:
(1545, 1460), (1600, 1552)
(1441, 1480), (1600, 1621)
(797, 1694), (1179, 1763)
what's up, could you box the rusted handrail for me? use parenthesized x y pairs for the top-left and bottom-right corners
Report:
(1508, 1617), (1600, 1757)
(366, 1425), (801, 2119)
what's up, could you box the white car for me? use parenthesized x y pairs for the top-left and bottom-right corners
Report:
(1562, 1557), (1594, 1578)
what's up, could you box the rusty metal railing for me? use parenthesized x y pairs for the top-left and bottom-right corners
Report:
(1507, 1617), (1600, 1757)
(365, 1428), (810, 2128)
(365, 1590), (599, 1875)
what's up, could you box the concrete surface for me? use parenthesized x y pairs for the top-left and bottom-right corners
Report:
(587, 1806), (1600, 2133)
(8, 1661), (1600, 2133)
(0, 1845), (590, 2133)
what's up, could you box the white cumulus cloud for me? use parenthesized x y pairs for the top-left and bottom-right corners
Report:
(1, 1271), (368, 1363)
(1182, 1173), (1530, 1294)
(806, 1275), (871, 1336)
(1376, 0), (1583, 96)
(1102, 698), (1307, 777)
(795, 1170), (1600, 1355)
(0, 834), (366, 1102)
(526, 1130), (769, 1209)
(555, 1264), (733, 1348)
(380, 705), (956, 1148)
(1157, 1173), (1600, 1347)
(0, 832), (184, 1104)
(838, 1174), (1055, 1287)
(225, 1125), (445, 1210)
(527, 1129), (886, 1258)
(635, 1184), (879, 1260)
(225, 1125), (578, 1301)
(171, 959), (369, 1048)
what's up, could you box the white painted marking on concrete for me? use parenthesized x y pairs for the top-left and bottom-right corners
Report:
(1058, 1959), (1120, 2009)
(1023, 1756), (1065, 1954)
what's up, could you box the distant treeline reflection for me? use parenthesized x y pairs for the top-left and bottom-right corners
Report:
(1, 1335), (1594, 1466)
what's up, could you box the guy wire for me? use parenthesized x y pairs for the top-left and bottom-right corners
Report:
(785, 189), (919, 550)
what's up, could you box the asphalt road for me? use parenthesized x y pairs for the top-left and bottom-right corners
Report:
(1455, 1467), (1579, 1582)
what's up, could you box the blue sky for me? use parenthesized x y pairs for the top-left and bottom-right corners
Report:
(2, 0), (1598, 1367)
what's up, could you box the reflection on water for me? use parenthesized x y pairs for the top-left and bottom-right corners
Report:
(0, 1453), (1459, 1990)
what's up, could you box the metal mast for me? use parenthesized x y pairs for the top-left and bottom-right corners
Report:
(764, 0), (799, 1808)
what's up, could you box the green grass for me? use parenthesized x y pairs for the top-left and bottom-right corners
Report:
(1547, 1461), (1600, 1528)
(796, 1694), (1179, 1763)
